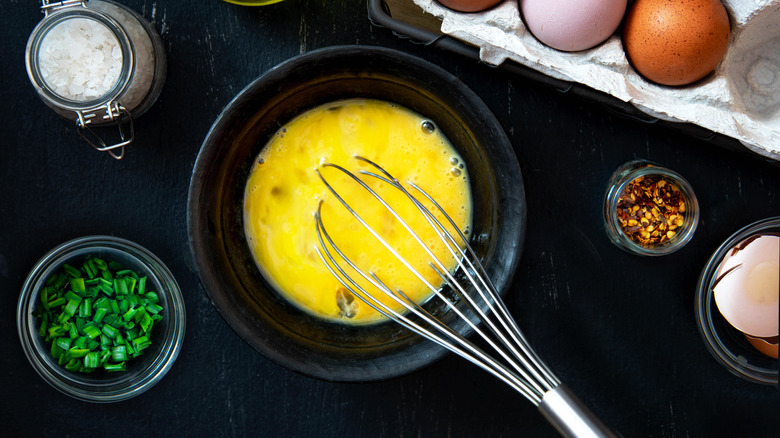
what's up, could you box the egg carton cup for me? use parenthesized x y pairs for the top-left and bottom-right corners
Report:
(412, 0), (780, 161)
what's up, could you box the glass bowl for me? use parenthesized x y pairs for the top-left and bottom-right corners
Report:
(17, 236), (186, 402)
(695, 217), (779, 385)
(603, 160), (699, 256)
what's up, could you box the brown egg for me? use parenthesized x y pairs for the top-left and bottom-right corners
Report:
(436, 0), (503, 13)
(623, 0), (730, 86)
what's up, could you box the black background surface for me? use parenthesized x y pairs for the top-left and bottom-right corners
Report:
(1, 1), (778, 436)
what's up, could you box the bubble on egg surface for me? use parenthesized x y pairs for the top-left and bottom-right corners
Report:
(520, 0), (627, 52)
(623, 0), (730, 86)
(713, 234), (779, 338)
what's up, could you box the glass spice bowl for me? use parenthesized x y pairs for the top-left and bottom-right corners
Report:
(603, 160), (699, 256)
(16, 236), (186, 402)
(694, 217), (779, 385)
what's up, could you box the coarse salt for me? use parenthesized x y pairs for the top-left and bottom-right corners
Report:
(38, 17), (123, 102)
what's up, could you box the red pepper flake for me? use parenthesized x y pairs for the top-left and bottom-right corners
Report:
(616, 174), (686, 246)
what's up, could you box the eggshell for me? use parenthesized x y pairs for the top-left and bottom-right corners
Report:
(745, 334), (779, 359)
(520, 0), (627, 52)
(623, 0), (730, 86)
(713, 234), (779, 338)
(436, 0), (503, 13)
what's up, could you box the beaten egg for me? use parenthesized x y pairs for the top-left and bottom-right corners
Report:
(623, 0), (730, 86)
(243, 99), (473, 324)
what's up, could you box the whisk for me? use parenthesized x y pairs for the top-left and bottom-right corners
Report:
(314, 156), (617, 438)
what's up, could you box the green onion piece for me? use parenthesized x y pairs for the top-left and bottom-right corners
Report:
(131, 336), (151, 352)
(122, 307), (137, 322)
(51, 342), (64, 360)
(125, 277), (137, 294)
(144, 291), (158, 304)
(69, 277), (86, 294)
(104, 362), (126, 372)
(47, 297), (66, 308)
(145, 303), (163, 315)
(68, 323), (78, 339)
(112, 345), (128, 362)
(93, 257), (107, 270)
(101, 324), (119, 338)
(56, 337), (72, 351)
(87, 339), (100, 351)
(64, 291), (82, 302)
(63, 264), (80, 278)
(73, 336), (87, 349)
(84, 352), (99, 369)
(67, 348), (90, 359)
(83, 324), (102, 340)
(93, 307), (107, 324)
(138, 277), (147, 295)
(47, 325), (64, 340)
(78, 298), (92, 318)
(64, 359), (81, 371)
(139, 312), (153, 333)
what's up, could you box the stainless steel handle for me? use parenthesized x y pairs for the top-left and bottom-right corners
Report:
(538, 384), (619, 438)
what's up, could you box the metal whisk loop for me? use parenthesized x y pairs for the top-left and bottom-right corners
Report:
(346, 157), (559, 398)
(314, 157), (617, 438)
(314, 202), (540, 401)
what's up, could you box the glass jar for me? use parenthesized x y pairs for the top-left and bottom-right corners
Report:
(695, 217), (779, 385)
(25, 0), (167, 159)
(603, 160), (699, 256)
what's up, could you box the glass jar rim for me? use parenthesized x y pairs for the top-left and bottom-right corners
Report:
(604, 162), (699, 256)
(25, 6), (135, 112)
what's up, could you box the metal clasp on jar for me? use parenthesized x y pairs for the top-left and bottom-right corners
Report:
(76, 100), (134, 160)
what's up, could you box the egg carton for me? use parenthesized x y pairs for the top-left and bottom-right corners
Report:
(372, 0), (780, 161)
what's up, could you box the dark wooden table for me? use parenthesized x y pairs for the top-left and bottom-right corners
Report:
(2, 1), (778, 436)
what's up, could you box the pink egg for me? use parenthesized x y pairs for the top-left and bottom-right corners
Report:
(520, 0), (627, 52)
(713, 234), (779, 338)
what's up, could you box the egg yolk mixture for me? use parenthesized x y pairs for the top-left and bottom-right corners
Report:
(243, 99), (473, 324)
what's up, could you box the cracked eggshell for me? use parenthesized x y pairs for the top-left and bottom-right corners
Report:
(519, 0), (627, 52)
(713, 234), (779, 338)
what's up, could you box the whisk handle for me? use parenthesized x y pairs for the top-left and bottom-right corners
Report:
(538, 384), (619, 438)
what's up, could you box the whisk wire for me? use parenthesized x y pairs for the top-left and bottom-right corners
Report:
(408, 179), (562, 389)
(313, 205), (540, 401)
(351, 157), (559, 392)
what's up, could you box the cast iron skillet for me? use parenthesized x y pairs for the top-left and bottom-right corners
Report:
(187, 45), (526, 381)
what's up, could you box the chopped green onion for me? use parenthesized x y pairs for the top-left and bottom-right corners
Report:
(69, 277), (86, 294)
(84, 351), (99, 369)
(101, 324), (119, 339)
(83, 324), (102, 340)
(104, 362), (126, 373)
(112, 345), (128, 362)
(34, 256), (165, 374)
(63, 264), (80, 278)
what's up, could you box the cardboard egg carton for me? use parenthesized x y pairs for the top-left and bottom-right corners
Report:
(411, 0), (780, 161)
